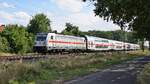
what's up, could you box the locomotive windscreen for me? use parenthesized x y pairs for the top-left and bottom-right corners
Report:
(36, 36), (47, 41)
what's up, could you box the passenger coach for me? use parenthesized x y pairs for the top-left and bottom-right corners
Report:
(85, 36), (113, 51)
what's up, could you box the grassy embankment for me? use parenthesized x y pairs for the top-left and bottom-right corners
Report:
(137, 63), (150, 84)
(137, 50), (150, 84)
(0, 52), (16, 56)
(0, 50), (149, 84)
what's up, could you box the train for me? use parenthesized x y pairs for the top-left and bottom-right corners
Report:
(33, 33), (140, 53)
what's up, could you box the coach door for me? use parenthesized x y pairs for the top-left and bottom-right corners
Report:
(48, 35), (55, 49)
(51, 35), (55, 48)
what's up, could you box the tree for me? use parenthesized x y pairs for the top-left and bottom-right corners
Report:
(52, 30), (58, 33)
(83, 0), (150, 49)
(61, 23), (81, 36)
(83, 30), (138, 43)
(84, 30), (112, 39)
(28, 13), (51, 34)
(1, 25), (34, 54)
(83, 0), (150, 29)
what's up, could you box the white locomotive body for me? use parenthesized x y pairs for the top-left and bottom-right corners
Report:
(34, 33), (86, 52)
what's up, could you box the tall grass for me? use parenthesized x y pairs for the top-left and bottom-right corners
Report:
(0, 50), (148, 84)
(128, 50), (150, 56)
(137, 63), (150, 84)
(0, 52), (16, 56)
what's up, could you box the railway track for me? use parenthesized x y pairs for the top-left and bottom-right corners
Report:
(0, 55), (48, 62)
(0, 51), (134, 62)
(0, 53), (77, 62)
(0, 52), (92, 62)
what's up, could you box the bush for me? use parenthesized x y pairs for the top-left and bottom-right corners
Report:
(1, 25), (34, 54)
(0, 36), (9, 52)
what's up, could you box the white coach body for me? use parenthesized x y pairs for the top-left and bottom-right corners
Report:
(85, 36), (113, 51)
(112, 40), (124, 50)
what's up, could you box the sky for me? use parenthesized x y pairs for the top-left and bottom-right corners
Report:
(0, 0), (120, 32)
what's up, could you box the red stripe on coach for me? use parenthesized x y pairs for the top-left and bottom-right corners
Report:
(48, 40), (84, 44)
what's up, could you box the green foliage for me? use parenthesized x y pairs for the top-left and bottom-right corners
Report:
(83, 30), (138, 43)
(83, 0), (150, 48)
(0, 36), (9, 52)
(1, 25), (34, 54)
(61, 23), (82, 36)
(83, 30), (113, 39)
(28, 13), (51, 34)
(84, 0), (150, 29)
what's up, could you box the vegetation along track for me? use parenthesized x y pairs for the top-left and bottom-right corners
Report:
(0, 55), (48, 62)
(0, 52), (85, 62)
(0, 51), (140, 62)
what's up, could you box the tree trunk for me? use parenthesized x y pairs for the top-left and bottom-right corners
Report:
(141, 39), (145, 52)
(148, 40), (150, 51)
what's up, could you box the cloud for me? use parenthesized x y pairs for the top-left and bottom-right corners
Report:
(49, 12), (120, 32)
(14, 11), (31, 20)
(67, 12), (120, 31)
(50, 0), (120, 32)
(0, 10), (119, 32)
(0, 11), (14, 20)
(0, 2), (15, 9)
(0, 22), (3, 25)
(55, 0), (84, 12)
(67, 12), (99, 26)
(0, 11), (31, 25)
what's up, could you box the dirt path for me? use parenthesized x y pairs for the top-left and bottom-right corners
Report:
(65, 56), (150, 84)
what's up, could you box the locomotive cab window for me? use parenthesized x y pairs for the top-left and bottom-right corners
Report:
(36, 36), (46, 41)
(51, 36), (53, 40)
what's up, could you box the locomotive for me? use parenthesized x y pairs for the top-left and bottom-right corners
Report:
(33, 33), (140, 53)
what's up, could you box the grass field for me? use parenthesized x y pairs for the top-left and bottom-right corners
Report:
(0, 50), (149, 84)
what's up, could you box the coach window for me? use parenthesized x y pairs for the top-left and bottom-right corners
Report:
(51, 36), (53, 40)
